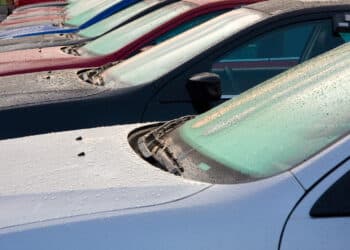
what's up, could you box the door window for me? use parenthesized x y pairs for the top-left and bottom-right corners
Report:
(311, 170), (350, 217)
(212, 20), (345, 96)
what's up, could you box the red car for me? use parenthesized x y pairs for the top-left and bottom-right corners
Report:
(0, 0), (260, 76)
(13, 0), (65, 7)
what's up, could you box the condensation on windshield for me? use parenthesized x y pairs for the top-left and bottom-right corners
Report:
(66, 0), (124, 27)
(66, 0), (105, 18)
(180, 43), (350, 178)
(81, 2), (195, 56)
(102, 8), (266, 86)
(78, 0), (161, 39)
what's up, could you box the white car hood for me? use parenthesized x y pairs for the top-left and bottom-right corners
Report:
(0, 124), (209, 231)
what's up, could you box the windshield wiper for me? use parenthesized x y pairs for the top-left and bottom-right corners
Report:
(61, 45), (82, 56)
(137, 116), (195, 176)
(78, 61), (121, 86)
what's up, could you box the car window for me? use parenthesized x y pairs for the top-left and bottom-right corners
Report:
(66, 0), (125, 27)
(80, 2), (196, 56)
(152, 10), (227, 44)
(311, 170), (350, 217)
(102, 8), (265, 86)
(178, 43), (350, 180)
(78, 0), (162, 39)
(212, 19), (346, 96)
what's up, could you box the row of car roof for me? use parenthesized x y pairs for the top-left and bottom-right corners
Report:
(0, 0), (349, 139)
(0, 1), (350, 248)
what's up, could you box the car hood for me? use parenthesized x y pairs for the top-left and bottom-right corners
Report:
(0, 33), (87, 53)
(0, 124), (209, 230)
(0, 69), (104, 110)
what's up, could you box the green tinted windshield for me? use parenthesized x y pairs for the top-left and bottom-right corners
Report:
(180, 43), (350, 179)
(78, 0), (161, 38)
(81, 2), (195, 55)
(66, 0), (124, 27)
(102, 9), (264, 86)
(66, 0), (107, 18)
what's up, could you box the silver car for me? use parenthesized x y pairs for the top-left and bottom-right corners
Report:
(0, 42), (349, 249)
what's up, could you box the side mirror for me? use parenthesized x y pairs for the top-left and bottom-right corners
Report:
(186, 72), (222, 113)
(333, 13), (350, 34)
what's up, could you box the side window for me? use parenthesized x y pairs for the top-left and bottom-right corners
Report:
(311, 170), (350, 217)
(212, 19), (346, 96)
(153, 10), (227, 44)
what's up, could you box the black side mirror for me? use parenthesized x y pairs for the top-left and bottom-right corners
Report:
(333, 13), (350, 34)
(186, 72), (221, 113)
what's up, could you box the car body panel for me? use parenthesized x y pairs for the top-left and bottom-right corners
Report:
(0, 0), (261, 75)
(0, 0), (179, 52)
(0, 0), (140, 37)
(0, 123), (209, 232)
(0, 33), (88, 53)
(281, 158), (350, 250)
(6, 8), (63, 20)
(0, 23), (72, 37)
(292, 135), (350, 190)
(0, 0), (349, 140)
(0, 14), (63, 27)
(0, 123), (304, 250)
(14, 0), (65, 8)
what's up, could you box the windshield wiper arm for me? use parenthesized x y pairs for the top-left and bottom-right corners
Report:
(137, 116), (195, 176)
(78, 61), (121, 86)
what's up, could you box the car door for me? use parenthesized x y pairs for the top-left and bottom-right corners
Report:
(143, 16), (347, 121)
(280, 158), (350, 250)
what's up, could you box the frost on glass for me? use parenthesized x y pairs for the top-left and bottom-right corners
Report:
(66, 0), (124, 27)
(78, 1), (159, 38)
(180, 43), (350, 178)
(102, 8), (265, 86)
(66, 0), (105, 18)
(81, 2), (194, 56)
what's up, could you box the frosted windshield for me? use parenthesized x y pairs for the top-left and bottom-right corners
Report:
(102, 8), (265, 86)
(180, 43), (350, 178)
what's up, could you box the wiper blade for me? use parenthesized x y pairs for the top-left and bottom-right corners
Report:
(78, 61), (121, 86)
(137, 116), (195, 175)
(61, 45), (82, 56)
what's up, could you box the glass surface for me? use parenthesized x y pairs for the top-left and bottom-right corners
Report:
(78, 0), (161, 38)
(103, 8), (265, 86)
(81, 2), (195, 55)
(212, 20), (345, 96)
(66, 0), (107, 18)
(179, 43), (350, 178)
(66, 0), (124, 27)
(341, 33), (350, 42)
(153, 11), (227, 44)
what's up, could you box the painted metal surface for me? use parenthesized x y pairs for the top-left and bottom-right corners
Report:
(0, 122), (304, 250)
(0, 124), (209, 230)
(0, 0), (260, 76)
(0, 0), (139, 38)
(282, 159), (350, 250)
(14, 0), (65, 7)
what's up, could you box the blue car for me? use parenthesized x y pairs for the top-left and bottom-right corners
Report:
(0, 0), (139, 38)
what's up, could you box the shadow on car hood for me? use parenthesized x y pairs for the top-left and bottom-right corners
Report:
(0, 124), (209, 231)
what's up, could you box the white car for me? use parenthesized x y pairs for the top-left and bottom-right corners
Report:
(0, 43), (350, 250)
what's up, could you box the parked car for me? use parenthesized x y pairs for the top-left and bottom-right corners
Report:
(0, 41), (349, 250)
(0, 0), (349, 140)
(13, 0), (65, 8)
(0, 0), (255, 73)
(0, 0), (237, 53)
(0, 0), (140, 35)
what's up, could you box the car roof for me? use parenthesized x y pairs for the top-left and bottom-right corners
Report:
(245, 0), (350, 15)
(185, 0), (257, 6)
